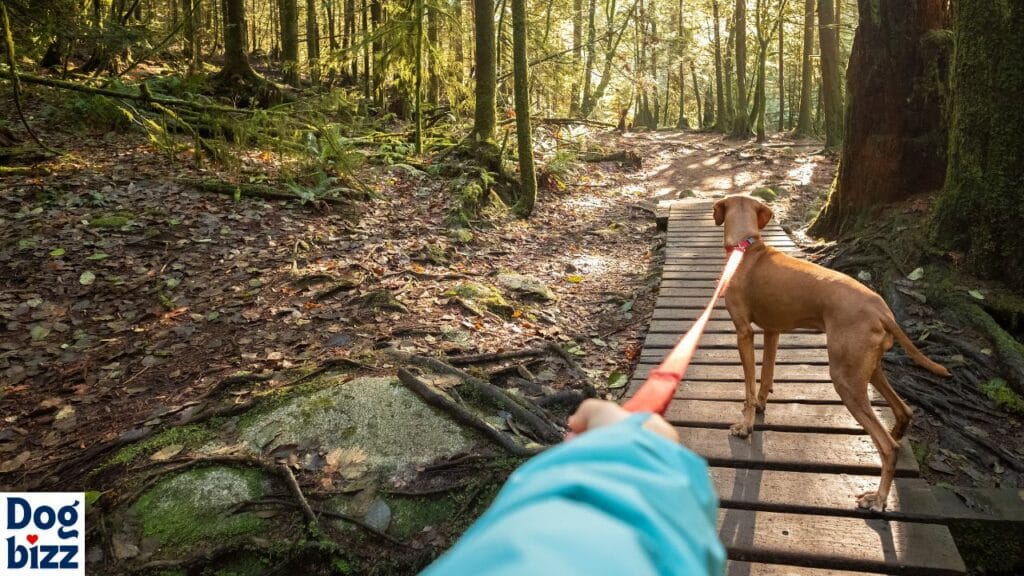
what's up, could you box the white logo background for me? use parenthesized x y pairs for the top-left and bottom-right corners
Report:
(1, 492), (85, 576)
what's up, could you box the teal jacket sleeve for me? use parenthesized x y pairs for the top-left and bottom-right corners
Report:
(420, 413), (725, 576)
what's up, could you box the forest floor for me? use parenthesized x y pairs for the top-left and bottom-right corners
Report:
(2, 110), (1022, 570)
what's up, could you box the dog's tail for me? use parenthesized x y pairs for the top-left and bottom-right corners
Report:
(882, 315), (952, 377)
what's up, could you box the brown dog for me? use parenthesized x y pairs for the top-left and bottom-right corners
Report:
(713, 195), (950, 511)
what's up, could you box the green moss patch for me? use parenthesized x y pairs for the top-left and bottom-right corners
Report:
(104, 423), (217, 469)
(447, 282), (514, 317)
(89, 211), (135, 229)
(129, 467), (266, 554)
(981, 379), (1024, 414)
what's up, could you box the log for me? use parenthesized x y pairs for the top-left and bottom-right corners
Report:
(582, 149), (642, 169)
(177, 178), (353, 206)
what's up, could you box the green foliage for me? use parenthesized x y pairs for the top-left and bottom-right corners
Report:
(981, 379), (1024, 414)
(41, 93), (135, 131)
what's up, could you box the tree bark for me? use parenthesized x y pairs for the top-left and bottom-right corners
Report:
(415, 0), (424, 154)
(933, 0), (1024, 287)
(794, 0), (814, 135)
(777, 7), (784, 132)
(427, 6), (439, 104)
(730, 0), (751, 136)
(278, 0), (300, 85)
(569, 0), (583, 115)
(712, 0), (727, 130)
(810, 0), (949, 237)
(579, 0), (598, 116)
(511, 0), (537, 217)
(472, 0), (497, 140)
(691, 66), (703, 128)
(306, 0), (320, 85)
(816, 0), (842, 148)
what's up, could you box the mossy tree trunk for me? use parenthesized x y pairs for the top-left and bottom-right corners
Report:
(810, 0), (949, 237)
(216, 0), (257, 80)
(817, 0), (843, 149)
(569, 0), (583, 116)
(278, 0), (300, 86)
(933, 0), (1024, 288)
(415, 0), (424, 154)
(472, 0), (497, 141)
(794, 0), (814, 135)
(511, 0), (537, 217)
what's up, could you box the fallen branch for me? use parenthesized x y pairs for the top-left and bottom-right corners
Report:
(544, 340), (588, 382)
(278, 463), (319, 531)
(537, 117), (618, 129)
(446, 347), (548, 365)
(177, 177), (354, 206)
(388, 350), (562, 444)
(582, 150), (642, 169)
(241, 498), (405, 545)
(397, 368), (540, 457)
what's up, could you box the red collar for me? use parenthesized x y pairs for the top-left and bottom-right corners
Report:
(726, 236), (759, 253)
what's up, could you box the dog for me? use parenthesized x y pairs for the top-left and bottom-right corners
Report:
(712, 195), (950, 511)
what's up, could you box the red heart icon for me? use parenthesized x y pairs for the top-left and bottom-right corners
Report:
(26, 534), (39, 545)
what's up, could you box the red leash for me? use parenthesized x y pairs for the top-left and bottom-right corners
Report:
(622, 246), (748, 415)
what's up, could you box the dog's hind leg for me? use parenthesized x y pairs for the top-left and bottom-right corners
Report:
(871, 365), (913, 440)
(756, 330), (779, 412)
(730, 322), (758, 438)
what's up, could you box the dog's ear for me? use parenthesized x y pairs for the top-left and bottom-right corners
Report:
(756, 203), (773, 229)
(713, 199), (726, 226)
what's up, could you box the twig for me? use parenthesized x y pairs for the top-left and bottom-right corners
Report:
(543, 340), (589, 382)
(278, 463), (319, 530)
(397, 368), (540, 457)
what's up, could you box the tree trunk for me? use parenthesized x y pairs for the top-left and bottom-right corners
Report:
(569, 0), (582, 116)
(306, 0), (320, 85)
(511, 0), (537, 217)
(370, 0), (382, 103)
(703, 84), (715, 127)
(345, 0), (357, 81)
(579, 0), (598, 116)
(453, 0), (464, 81)
(677, 61), (689, 128)
(723, 17), (734, 128)
(327, 0), (338, 51)
(472, 0), (497, 140)
(794, 0), (814, 135)
(415, 0), (424, 153)
(810, 0), (949, 237)
(691, 66), (703, 128)
(427, 5), (439, 104)
(933, 0), (1023, 287)
(816, 0), (842, 148)
(219, 0), (254, 77)
(362, 0), (371, 99)
(730, 0), (751, 136)
(754, 39), (767, 141)
(712, 0), (727, 130)
(777, 9), (784, 132)
(278, 0), (299, 85)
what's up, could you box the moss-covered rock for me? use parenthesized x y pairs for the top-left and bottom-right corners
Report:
(495, 272), (556, 301)
(446, 282), (514, 317)
(127, 467), (266, 556)
(88, 211), (134, 229)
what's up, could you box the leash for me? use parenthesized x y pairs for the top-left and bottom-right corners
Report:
(622, 241), (751, 415)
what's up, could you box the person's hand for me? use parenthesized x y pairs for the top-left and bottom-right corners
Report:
(566, 399), (679, 443)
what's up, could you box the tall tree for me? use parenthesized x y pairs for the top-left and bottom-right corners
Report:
(934, 0), (1024, 286)
(816, 0), (842, 148)
(472, 0), (497, 140)
(278, 0), (299, 85)
(569, 0), (583, 115)
(793, 0), (814, 135)
(427, 5), (440, 104)
(306, 0), (321, 85)
(776, 6), (784, 131)
(511, 0), (537, 216)
(712, 0), (728, 130)
(730, 0), (751, 136)
(415, 0), (425, 153)
(579, 0), (598, 116)
(810, 0), (948, 237)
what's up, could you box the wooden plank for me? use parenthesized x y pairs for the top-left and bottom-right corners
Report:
(641, 348), (828, 364)
(626, 380), (885, 405)
(652, 306), (732, 320)
(726, 561), (890, 576)
(664, 400), (893, 433)
(648, 318), (823, 334)
(676, 428), (920, 476)
(641, 332), (827, 348)
(655, 296), (729, 308)
(716, 509), (965, 575)
(635, 363), (833, 382)
(710, 468), (942, 521)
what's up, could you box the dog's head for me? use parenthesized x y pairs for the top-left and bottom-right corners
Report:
(712, 195), (773, 246)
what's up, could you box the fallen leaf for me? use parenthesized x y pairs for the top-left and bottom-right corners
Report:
(907, 267), (925, 281)
(86, 252), (110, 261)
(0, 450), (31, 473)
(566, 274), (584, 283)
(606, 371), (628, 389)
(79, 271), (96, 285)
(150, 444), (184, 461)
(49, 248), (65, 257)
(968, 289), (985, 300)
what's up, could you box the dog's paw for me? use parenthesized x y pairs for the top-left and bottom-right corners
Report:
(754, 399), (767, 413)
(729, 423), (752, 438)
(856, 491), (886, 512)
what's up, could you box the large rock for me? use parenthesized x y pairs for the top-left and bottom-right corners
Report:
(496, 272), (556, 302)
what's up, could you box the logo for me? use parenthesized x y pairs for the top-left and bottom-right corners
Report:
(1, 493), (84, 575)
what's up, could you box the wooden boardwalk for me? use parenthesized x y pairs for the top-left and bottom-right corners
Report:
(628, 200), (967, 576)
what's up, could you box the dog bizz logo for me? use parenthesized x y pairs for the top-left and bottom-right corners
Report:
(1, 493), (85, 575)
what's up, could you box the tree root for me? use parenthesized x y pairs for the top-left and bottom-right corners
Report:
(446, 347), (548, 365)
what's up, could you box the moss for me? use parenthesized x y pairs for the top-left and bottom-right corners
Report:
(103, 423), (217, 469)
(89, 211), (134, 229)
(750, 187), (777, 203)
(981, 379), (1024, 414)
(451, 228), (474, 244)
(950, 520), (1024, 573)
(388, 495), (459, 539)
(130, 467), (266, 554)
(447, 282), (514, 317)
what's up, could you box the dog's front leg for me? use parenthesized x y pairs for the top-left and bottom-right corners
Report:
(730, 322), (757, 438)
